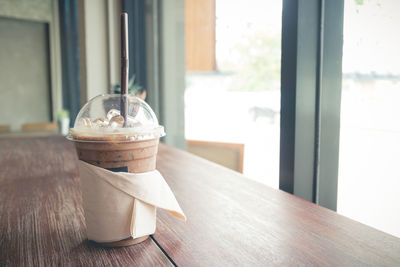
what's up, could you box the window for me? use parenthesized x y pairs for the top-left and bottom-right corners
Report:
(184, 0), (282, 188)
(338, 0), (400, 238)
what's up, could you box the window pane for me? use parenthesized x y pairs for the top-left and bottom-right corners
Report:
(184, 0), (282, 187)
(338, 0), (400, 237)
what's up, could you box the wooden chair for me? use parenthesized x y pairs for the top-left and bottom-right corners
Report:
(186, 140), (244, 173)
(0, 125), (11, 133)
(21, 122), (58, 132)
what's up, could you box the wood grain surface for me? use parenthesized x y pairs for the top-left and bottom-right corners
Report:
(155, 144), (400, 267)
(0, 136), (172, 267)
(1, 136), (400, 267)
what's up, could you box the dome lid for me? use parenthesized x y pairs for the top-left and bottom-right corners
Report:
(67, 94), (165, 142)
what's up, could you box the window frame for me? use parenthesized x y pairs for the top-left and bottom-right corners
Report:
(279, 0), (344, 211)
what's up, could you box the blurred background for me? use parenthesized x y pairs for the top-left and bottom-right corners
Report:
(0, 0), (399, 238)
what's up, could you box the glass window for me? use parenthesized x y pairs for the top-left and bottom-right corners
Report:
(184, 0), (282, 187)
(338, 0), (400, 237)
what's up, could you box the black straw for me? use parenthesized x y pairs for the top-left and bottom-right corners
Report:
(120, 12), (129, 127)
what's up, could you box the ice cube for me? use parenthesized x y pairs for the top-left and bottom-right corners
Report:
(93, 117), (108, 127)
(107, 109), (120, 120)
(126, 115), (142, 127)
(77, 117), (92, 128)
(109, 115), (124, 128)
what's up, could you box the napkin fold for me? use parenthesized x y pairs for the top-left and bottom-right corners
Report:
(78, 160), (186, 243)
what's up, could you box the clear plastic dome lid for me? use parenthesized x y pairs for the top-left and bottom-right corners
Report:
(67, 94), (165, 142)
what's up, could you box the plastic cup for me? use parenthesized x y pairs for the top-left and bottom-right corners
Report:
(67, 94), (165, 247)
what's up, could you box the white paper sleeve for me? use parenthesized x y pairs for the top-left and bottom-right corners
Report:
(78, 160), (186, 243)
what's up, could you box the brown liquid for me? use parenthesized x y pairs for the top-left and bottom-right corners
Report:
(74, 138), (159, 173)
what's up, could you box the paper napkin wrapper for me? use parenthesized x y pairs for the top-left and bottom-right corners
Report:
(78, 161), (186, 243)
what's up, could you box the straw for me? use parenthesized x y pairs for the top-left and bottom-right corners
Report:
(120, 12), (129, 127)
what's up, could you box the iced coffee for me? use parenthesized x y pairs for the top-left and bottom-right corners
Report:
(67, 94), (165, 246)
(69, 94), (164, 172)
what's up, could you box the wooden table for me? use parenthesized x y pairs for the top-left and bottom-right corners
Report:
(0, 136), (399, 266)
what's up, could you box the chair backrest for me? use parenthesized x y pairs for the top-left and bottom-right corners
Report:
(21, 122), (58, 132)
(186, 140), (244, 173)
(0, 125), (11, 133)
